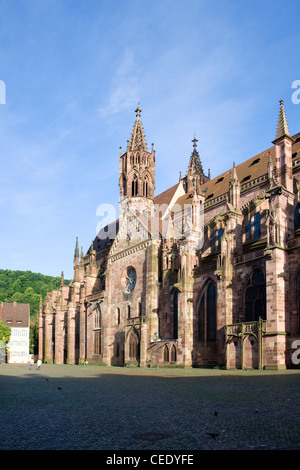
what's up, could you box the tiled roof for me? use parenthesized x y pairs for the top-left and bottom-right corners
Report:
(154, 182), (180, 206)
(185, 132), (300, 203)
(91, 132), (300, 252)
(0, 302), (30, 327)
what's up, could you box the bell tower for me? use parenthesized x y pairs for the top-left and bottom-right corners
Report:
(119, 105), (155, 201)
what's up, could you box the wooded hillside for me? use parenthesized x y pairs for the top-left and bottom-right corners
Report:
(0, 269), (70, 318)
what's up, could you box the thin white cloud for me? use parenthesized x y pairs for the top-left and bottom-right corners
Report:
(98, 49), (139, 117)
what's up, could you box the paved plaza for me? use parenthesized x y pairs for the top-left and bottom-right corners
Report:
(0, 363), (300, 450)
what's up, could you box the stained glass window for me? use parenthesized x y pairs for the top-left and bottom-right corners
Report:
(125, 267), (137, 292)
(245, 268), (266, 321)
(245, 212), (261, 241)
(198, 281), (217, 341)
(210, 228), (224, 253)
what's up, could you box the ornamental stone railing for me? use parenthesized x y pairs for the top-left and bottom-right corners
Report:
(225, 318), (266, 339)
(224, 318), (266, 369)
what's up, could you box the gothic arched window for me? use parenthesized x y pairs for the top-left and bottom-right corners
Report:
(94, 304), (101, 355)
(94, 304), (101, 328)
(198, 281), (217, 341)
(163, 345), (169, 362)
(245, 212), (261, 241)
(143, 177), (149, 197)
(173, 290), (179, 339)
(245, 268), (266, 322)
(297, 270), (300, 332)
(132, 174), (138, 196)
(125, 267), (137, 293)
(171, 344), (177, 362)
(210, 228), (224, 254)
(294, 203), (300, 228)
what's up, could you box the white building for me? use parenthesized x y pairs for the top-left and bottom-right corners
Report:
(0, 302), (30, 363)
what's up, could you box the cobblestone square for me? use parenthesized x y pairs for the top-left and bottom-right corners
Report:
(0, 364), (299, 450)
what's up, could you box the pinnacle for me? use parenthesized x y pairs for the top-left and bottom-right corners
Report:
(275, 99), (290, 140)
(74, 237), (79, 260)
(230, 162), (239, 183)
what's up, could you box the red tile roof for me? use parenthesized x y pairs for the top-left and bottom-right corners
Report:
(0, 302), (30, 327)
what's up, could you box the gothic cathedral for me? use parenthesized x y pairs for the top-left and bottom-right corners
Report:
(39, 101), (300, 369)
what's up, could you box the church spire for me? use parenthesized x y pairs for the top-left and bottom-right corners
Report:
(275, 99), (290, 140)
(186, 135), (208, 192)
(128, 104), (148, 151)
(188, 135), (203, 175)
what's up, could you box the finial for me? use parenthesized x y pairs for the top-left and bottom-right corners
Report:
(135, 103), (142, 119)
(192, 134), (198, 151)
(179, 171), (182, 182)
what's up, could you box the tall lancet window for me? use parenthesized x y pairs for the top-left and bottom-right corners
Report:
(132, 174), (138, 196)
(294, 203), (300, 228)
(173, 290), (179, 339)
(143, 177), (149, 197)
(245, 212), (261, 241)
(245, 268), (266, 322)
(297, 270), (300, 332)
(210, 228), (224, 254)
(198, 281), (217, 342)
(94, 304), (102, 355)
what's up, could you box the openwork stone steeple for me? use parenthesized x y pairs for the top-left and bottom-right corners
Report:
(186, 135), (208, 192)
(128, 104), (148, 152)
(187, 136), (203, 175)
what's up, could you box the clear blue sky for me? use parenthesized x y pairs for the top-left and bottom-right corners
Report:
(0, 0), (300, 279)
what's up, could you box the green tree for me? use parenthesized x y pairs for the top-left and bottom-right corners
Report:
(0, 269), (70, 353)
(0, 318), (11, 344)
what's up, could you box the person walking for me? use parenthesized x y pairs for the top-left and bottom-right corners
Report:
(36, 359), (41, 370)
(29, 356), (34, 370)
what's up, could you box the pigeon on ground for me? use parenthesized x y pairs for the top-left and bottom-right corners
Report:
(206, 432), (219, 439)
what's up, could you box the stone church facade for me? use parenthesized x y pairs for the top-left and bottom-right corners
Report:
(39, 101), (300, 369)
